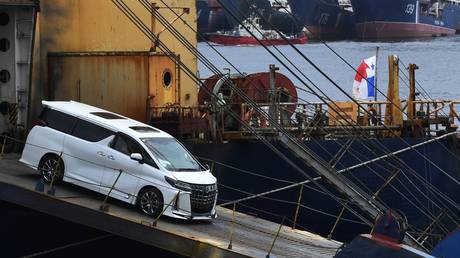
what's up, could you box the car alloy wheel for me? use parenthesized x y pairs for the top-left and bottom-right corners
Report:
(40, 156), (64, 183)
(139, 188), (163, 217)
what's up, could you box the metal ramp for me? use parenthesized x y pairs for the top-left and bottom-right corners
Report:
(279, 135), (423, 249)
(280, 135), (385, 219)
(0, 156), (340, 258)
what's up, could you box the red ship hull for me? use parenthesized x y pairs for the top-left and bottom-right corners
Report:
(207, 34), (308, 46)
(355, 22), (456, 40)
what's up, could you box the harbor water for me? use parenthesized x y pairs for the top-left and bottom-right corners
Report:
(198, 36), (460, 102)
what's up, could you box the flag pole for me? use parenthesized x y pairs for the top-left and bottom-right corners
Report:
(374, 46), (380, 101)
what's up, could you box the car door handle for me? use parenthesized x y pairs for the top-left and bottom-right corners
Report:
(107, 155), (115, 160)
(97, 151), (106, 157)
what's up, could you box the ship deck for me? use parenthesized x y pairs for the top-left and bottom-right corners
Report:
(0, 155), (340, 258)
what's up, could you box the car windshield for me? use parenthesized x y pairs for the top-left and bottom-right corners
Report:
(141, 137), (201, 172)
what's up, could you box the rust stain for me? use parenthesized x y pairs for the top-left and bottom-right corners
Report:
(149, 55), (178, 107)
(48, 54), (151, 122)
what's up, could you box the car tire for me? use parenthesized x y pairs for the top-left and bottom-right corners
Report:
(137, 187), (164, 218)
(39, 154), (64, 184)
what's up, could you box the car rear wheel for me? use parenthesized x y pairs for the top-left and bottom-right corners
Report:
(39, 155), (64, 184)
(138, 187), (163, 218)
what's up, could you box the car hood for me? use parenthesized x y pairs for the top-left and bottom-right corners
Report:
(171, 170), (217, 185)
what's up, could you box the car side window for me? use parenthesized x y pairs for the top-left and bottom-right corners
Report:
(112, 134), (131, 156)
(41, 108), (77, 134)
(111, 134), (158, 169)
(72, 119), (114, 142)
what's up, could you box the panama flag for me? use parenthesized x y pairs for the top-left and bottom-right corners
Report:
(352, 56), (376, 100)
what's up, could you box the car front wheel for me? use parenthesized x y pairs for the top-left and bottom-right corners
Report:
(138, 187), (164, 218)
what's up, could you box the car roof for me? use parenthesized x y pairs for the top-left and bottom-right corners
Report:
(42, 100), (172, 139)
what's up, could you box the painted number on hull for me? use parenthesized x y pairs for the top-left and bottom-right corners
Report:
(405, 4), (415, 15)
(319, 13), (330, 25)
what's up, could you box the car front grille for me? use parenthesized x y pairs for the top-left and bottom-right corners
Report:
(190, 183), (217, 214)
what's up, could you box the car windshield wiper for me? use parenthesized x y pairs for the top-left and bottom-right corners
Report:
(176, 168), (200, 172)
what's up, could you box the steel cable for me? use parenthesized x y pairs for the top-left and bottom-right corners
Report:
(212, 0), (460, 226)
(113, 1), (458, 248)
(234, 0), (460, 188)
(162, 2), (460, 218)
(114, 0), (378, 228)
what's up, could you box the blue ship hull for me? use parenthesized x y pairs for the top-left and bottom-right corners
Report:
(186, 136), (460, 242)
(351, 0), (460, 39)
(287, 0), (355, 40)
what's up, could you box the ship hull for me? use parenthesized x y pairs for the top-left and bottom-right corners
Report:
(351, 0), (460, 40)
(355, 21), (456, 39)
(197, 0), (233, 37)
(287, 0), (355, 40)
(303, 24), (353, 40)
(186, 136), (460, 242)
(218, 0), (249, 28)
(206, 34), (308, 46)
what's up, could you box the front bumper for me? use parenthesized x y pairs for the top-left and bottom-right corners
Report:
(163, 190), (218, 220)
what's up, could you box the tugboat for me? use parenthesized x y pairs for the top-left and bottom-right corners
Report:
(206, 13), (308, 45)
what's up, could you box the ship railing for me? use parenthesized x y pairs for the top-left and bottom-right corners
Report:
(238, 101), (390, 135)
(150, 104), (208, 119)
(238, 99), (460, 137)
(147, 102), (394, 140)
(354, 99), (460, 136)
(410, 99), (460, 119)
(149, 105), (212, 140)
(402, 99), (460, 135)
(148, 99), (460, 140)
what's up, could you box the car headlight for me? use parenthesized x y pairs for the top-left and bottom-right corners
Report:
(208, 183), (218, 192)
(165, 176), (192, 191)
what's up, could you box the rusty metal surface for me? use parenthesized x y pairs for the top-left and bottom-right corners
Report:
(31, 0), (198, 112)
(149, 55), (178, 107)
(48, 51), (152, 57)
(198, 72), (297, 106)
(47, 51), (179, 57)
(49, 54), (144, 123)
(47, 52), (179, 123)
(0, 157), (341, 258)
(150, 106), (210, 139)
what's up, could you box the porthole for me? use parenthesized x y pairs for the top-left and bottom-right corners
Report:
(163, 69), (172, 88)
(0, 38), (10, 52)
(0, 70), (11, 83)
(0, 13), (9, 26)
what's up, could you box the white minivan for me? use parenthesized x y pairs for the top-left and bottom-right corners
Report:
(20, 101), (217, 219)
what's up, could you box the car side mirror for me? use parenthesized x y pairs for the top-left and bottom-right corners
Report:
(130, 153), (143, 163)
